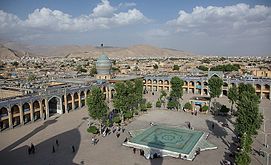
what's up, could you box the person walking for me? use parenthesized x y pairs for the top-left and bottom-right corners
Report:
(52, 145), (55, 153)
(72, 145), (75, 153)
(56, 139), (59, 146)
(212, 122), (215, 129)
(31, 143), (35, 154)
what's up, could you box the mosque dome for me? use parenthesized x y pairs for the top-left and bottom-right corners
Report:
(96, 54), (112, 75)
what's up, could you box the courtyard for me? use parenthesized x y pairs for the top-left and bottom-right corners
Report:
(0, 94), (270, 165)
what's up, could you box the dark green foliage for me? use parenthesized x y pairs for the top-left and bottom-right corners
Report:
(238, 83), (255, 96)
(228, 85), (238, 111)
(124, 111), (133, 119)
(87, 126), (99, 134)
(201, 105), (209, 111)
(210, 64), (240, 72)
(113, 116), (121, 124)
(11, 61), (19, 67)
(86, 86), (108, 120)
(173, 65), (179, 71)
(156, 100), (162, 108)
(197, 65), (209, 71)
(236, 91), (262, 135)
(146, 102), (152, 108)
(113, 79), (143, 121)
(140, 104), (147, 111)
(89, 66), (97, 77)
(208, 77), (223, 99)
(160, 90), (167, 99)
(184, 102), (192, 110)
(220, 105), (230, 113)
(235, 133), (252, 165)
(168, 76), (184, 110)
(112, 66), (120, 73)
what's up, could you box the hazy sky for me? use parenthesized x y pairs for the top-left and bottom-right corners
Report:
(0, 0), (271, 56)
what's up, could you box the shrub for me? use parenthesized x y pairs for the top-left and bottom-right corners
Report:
(220, 105), (230, 113)
(105, 119), (113, 127)
(156, 100), (162, 108)
(201, 105), (209, 111)
(134, 110), (139, 115)
(146, 102), (152, 108)
(113, 116), (121, 124)
(140, 104), (147, 111)
(124, 111), (133, 119)
(87, 126), (98, 134)
(184, 102), (192, 110)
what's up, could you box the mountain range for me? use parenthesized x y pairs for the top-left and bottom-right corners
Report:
(0, 42), (195, 59)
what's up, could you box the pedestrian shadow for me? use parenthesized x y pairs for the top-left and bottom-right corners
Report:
(0, 121), (82, 165)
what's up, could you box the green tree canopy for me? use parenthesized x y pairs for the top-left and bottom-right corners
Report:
(167, 76), (184, 110)
(208, 76), (223, 99)
(173, 65), (180, 71)
(86, 86), (108, 120)
(197, 65), (209, 71)
(228, 85), (238, 111)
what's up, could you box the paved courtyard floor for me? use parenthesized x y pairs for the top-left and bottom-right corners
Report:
(0, 94), (270, 165)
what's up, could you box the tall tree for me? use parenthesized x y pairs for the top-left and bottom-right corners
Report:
(228, 85), (238, 112)
(208, 76), (223, 99)
(87, 86), (108, 131)
(167, 76), (184, 110)
(113, 79), (143, 122)
(236, 91), (262, 135)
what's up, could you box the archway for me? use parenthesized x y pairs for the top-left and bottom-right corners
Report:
(67, 93), (72, 111)
(80, 91), (85, 107)
(11, 105), (20, 126)
(48, 97), (62, 116)
(22, 102), (31, 123)
(0, 107), (9, 129)
(33, 100), (41, 120)
(223, 90), (228, 96)
(74, 92), (79, 109)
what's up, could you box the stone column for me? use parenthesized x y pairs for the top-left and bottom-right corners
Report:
(18, 105), (24, 125)
(84, 91), (87, 105)
(71, 93), (75, 110)
(78, 92), (82, 108)
(64, 95), (68, 113)
(30, 102), (34, 122)
(39, 100), (43, 119)
(45, 98), (49, 118)
(8, 109), (13, 128)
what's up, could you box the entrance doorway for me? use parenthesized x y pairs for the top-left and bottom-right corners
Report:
(48, 97), (62, 116)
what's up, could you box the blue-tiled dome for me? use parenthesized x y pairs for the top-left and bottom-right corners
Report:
(96, 54), (112, 75)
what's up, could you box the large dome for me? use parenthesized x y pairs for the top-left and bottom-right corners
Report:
(96, 54), (112, 75)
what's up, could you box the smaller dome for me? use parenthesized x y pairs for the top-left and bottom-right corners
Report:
(96, 54), (112, 75)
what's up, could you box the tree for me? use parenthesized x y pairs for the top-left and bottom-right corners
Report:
(156, 100), (162, 108)
(183, 102), (192, 110)
(173, 65), (179, 71)
(236, 91), (262, 135)
(89, 66), (97, 77)
(228, 85), (238, 112)
(87, 86), (108, 131)
(197, 65), (209, 71)
(208, 76), (223, 114)
(27, 74), (36, 82)
(11, 61), (19, 67)
(208, 76), (223, 99)
(167, 76), (184, 110)
(113, 79), (143, 122)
